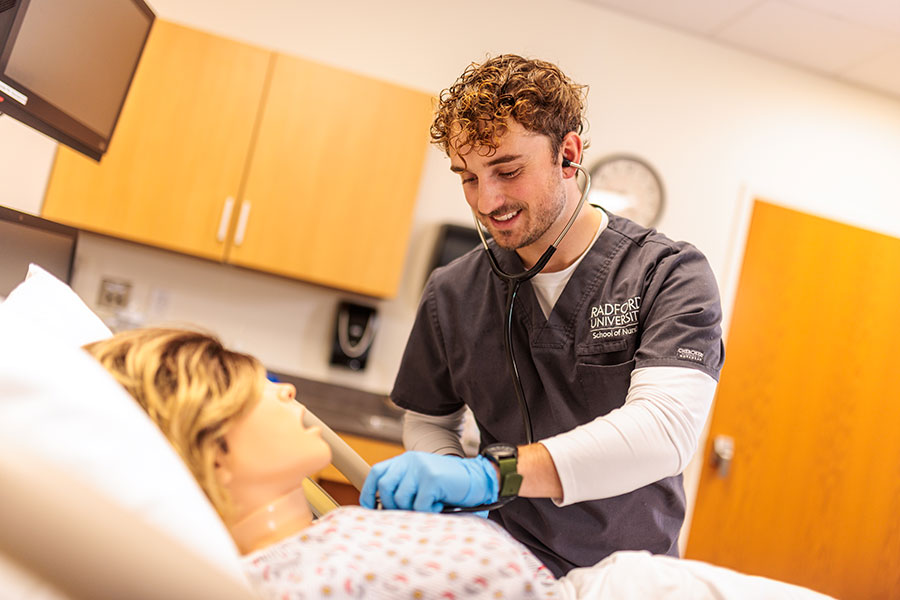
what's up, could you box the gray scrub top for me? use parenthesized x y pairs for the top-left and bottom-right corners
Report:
(392, 213), (725, 577)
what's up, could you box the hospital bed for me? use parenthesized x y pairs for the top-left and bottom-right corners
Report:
(0, 411), (368, 600)
(0, 264), (371, 600)
(0, 265), (834, 600)
(0, 427), (370, 600)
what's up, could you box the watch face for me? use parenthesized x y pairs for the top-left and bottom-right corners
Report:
(484, 443), (517, 458)
(588, 154), (664, 227)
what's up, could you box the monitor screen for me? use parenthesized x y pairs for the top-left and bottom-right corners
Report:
(0, 0), (154, 160)
(0, 205), (77, 298)
(427, 224), (483, 277)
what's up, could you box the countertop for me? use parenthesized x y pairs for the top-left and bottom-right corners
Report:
(269, 371), (404, 444)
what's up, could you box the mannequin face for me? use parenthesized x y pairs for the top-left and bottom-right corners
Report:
(217, 379), (332, 497)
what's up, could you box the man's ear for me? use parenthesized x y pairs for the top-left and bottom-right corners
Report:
(560, 131), (584, 176)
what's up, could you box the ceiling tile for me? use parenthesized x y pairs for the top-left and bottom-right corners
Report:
(574, 0), (759, 35)
(841, 43), (900, 98)
(787, 0), (900, 36)
(714, 1), (896, 74)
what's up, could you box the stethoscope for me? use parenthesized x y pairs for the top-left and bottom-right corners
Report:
(441, 158), (592, 514)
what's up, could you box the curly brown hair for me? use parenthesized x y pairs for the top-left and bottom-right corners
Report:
(431, 54), (588, 159)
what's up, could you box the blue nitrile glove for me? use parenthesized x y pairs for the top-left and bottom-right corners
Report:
(359, 451), (499, 513)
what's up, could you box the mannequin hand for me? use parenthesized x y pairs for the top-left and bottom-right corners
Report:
(360, 451), (498, 513)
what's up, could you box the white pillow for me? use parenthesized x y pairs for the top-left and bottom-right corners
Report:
(0, 267), (247, 586)
(0, 264), (111, 346)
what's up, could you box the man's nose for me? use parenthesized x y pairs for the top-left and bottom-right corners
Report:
(476, 178), (506, 215)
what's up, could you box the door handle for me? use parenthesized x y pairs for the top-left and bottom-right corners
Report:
(712, 434), (734, 478)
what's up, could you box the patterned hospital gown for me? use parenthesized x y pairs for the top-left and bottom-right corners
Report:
(243, 506), (560, 599)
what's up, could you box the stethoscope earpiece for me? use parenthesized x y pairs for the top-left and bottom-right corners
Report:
(562, 158), (571, 168)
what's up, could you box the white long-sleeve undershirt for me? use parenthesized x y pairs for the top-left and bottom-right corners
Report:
(541, 366), (715, 505)
(401, 366), (716, 506)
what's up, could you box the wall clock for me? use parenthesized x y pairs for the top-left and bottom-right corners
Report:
(587, 154), (665, 227)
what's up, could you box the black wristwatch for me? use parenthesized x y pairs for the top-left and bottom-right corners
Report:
(481, 443), (523, 499)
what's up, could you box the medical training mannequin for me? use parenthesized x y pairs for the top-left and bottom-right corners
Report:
(83, 328), (833, 600)
(84, 327), (321, 553)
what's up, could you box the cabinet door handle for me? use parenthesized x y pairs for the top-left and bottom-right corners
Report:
(234, 200), (252, 247)
(217, 197), (235, 242)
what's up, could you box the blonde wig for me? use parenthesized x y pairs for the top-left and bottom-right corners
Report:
(84, 328), (265, 520)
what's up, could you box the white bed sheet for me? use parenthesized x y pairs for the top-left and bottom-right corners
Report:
(557, 550), (834, 599)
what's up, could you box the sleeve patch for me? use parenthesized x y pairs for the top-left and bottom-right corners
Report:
(676, 347), (705, 363)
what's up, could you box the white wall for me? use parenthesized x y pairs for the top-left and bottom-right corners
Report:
(0, 116), (56, 214)
(4, 0), (900, 547)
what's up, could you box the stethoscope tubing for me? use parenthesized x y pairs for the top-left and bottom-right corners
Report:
(441, 159), (592, 515)
(471, 159), (592, 445)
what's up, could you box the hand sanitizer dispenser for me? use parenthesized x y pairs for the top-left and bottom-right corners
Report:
(329, 301), (378, 371)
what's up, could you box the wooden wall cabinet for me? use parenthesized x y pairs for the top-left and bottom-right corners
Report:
(42, 21), (434, 298)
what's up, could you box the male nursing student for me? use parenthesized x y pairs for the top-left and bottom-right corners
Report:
(360, 54), (725, 577)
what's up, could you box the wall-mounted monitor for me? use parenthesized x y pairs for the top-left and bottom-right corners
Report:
(0, 0), (155, 161)
(0, 205), (78, 298)
(427, 223), (483, 278)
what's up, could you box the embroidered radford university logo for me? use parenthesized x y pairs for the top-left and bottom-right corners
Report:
(589, 296), (641, 339)
(677, 348), (704, 363)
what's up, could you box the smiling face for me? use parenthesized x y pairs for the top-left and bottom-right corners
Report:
(451, 120), (571, 253)
(219, 379), (332, 501)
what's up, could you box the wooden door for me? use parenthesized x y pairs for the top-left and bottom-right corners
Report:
(686, 200), (900, 599)
(42, 21), (270, 261)
(226, 53), (434, 298)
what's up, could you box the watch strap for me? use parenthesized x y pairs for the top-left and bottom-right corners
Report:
(482, 444), (522, 499)
(496, 455), (523, 498)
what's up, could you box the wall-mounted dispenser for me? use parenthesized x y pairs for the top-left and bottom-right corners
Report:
(329, 301), (378, 371)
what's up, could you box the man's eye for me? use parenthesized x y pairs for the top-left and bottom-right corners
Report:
(462, 176), (476, 185)
(499, 168), (521, 179)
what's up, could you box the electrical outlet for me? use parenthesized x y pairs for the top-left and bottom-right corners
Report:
(97, 278), (132, 309)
